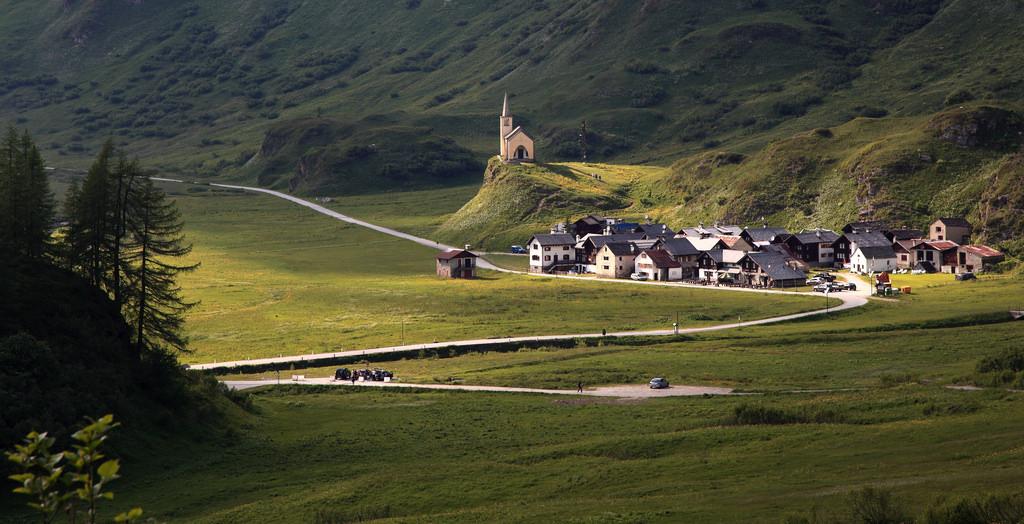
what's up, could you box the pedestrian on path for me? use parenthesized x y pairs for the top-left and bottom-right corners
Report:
(577, 381), (583, 393)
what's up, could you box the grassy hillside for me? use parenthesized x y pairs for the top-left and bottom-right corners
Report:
(3, 0), (1023, 169)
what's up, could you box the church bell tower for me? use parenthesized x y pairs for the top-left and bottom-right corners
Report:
(499, 92), (513, 158)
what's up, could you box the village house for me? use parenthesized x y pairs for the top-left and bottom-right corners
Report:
(784, 229), (839, 267)
(576, 233), (645, 268)
(595, 242), (638, 279)
(697, 249), (746, 282)
(655, 237), (701, 279)
(740, 226), (790, 247)
(930, 218), (972, 244)
(572, 215), (609, 238)
(912, 240), (960, 273)
(893, 239), (926, 269)
(606, 221), (641, 235)
(957, 245), (1005, 273)
(740, 252), (808, 288)
(499, 93), (535, 163)
(527, 233), (576, 273)
(634, 223), (674, 240)
(635, 249), (683, 281)
(759, 243), (809, 271)
(833, 230), (891, 267)
(436, 249), (478, 279)
(850, 244), (898, 274)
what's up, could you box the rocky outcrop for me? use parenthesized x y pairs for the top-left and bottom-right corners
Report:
(927, 106), (1024, 149)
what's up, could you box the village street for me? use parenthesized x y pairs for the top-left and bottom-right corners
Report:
(160, 177), (873, 376)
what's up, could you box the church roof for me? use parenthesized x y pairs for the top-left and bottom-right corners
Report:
(504, 126), (531, 140)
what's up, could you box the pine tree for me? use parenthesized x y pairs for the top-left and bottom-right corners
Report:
(64, 140), (114, 286)
(124, 177), (199, 355)
(0, 127), (53, 259)
(105, 151), (138, 307)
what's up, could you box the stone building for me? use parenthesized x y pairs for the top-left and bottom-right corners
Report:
(499, 93), (535, 163)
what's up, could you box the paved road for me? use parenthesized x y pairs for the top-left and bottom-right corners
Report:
(153, 177), (870, 372)
(224, 377), (736, 397)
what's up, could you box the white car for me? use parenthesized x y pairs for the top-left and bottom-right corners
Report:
(630, 272), (648, 281)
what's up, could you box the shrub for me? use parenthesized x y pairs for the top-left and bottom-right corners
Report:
(924, 491), (1024, 523)
(847, 487), (910, 524)
(976, 348), (1024, 374)
(944, 89), (975, 106)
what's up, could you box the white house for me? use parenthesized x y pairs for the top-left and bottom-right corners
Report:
(850, 245), (898, 274)
(634, 249), (682, 281)
(527, 234), (576, 273)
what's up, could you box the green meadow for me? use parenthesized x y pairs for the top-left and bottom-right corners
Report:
(172, 188), (830, 364)
(91, 386), (1024, 523)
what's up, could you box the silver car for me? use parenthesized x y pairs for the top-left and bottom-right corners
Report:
(649, 377), (669, 389)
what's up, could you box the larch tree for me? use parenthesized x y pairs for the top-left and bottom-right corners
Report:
(124, 176), (199, 356)
(0, 127), (54, 259)
(63, 140), (115, 286)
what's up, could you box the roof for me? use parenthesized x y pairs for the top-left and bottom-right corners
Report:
(790, 229), (839, 244)
(746, 252), (807, 281)
(575, 215), (606, 226)
(712, 225), (743, 236)
(742, 227), (790, 243)
(719, 236), (748, 249)
(504, 126), (530, 140)
(934, 217), (972, 228)
(607, 222), (640, 234)
(887, 229), (924, 241)
(840, 231), (891, 248)
(436, 249), (477, 261)
(583, 233), (645, 248)
(659, 238), (700, 257)
(529, 234), (576, 246)
(640, 249), (681, 268)
(676, 227), (704, 237)
(689, 237), (727, 252)
(895, 239), (926, 251)
(632, 239), (659, 250)
(926, 240), (960, 251)
(635, 223), (673, 238)
(842, 220), (888, 233)
(600, 242), (638, 257)
(960, 244), (1004, 258)
(855, 245), (897, 259)
(704, 249), (746, 264)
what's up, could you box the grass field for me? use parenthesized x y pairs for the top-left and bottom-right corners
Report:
(172, 188), (830, 364)
(70, 385), (1022, 524)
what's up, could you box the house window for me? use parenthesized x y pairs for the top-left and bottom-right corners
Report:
(544, 255), (551, 261)
(901, 254), (907, 261)
(602, 265), (609, 270)
(563, 246), (569, 251)
(936, 226), (942, 233)
(619, 266), (623, 271)
(602, 256), (609, 261)
(532, 255), (539, 261)
(563, 254), (569, 260)
(937, 235), (943, 240)
(544, 246), (551, 251)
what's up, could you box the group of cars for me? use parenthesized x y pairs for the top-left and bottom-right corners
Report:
(333, 368), (394, 382)
(807, 272), (857, 293)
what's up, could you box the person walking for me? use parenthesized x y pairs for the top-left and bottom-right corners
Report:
(577, 381), (584, 393)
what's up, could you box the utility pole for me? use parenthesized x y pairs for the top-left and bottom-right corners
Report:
(578, 120), (588, 163)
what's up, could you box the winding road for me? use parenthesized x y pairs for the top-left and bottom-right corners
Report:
(156, 177), (872, 394)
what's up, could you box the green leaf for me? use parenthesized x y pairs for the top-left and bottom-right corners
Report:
(114, 507), (144, 522)
(97, 459), (120, 481)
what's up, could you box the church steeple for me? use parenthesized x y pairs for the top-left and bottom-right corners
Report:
(501, 92), (510, 117)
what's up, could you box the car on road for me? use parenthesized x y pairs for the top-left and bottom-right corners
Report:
(510, 245), (527, 254)
(834, 281), (857, 291)
(955, 272), (976, 281)
(649, 377), (669, 389)
(630, 272), (649, 281)
(813, 283), (844, 293)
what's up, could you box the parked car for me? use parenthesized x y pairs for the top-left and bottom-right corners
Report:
(806, 277), (825, 286)
(835, 281), (857, 291)
(334, 368), (352, 381)
(815, 272), (836, 282)
(649, 377), (669, 389)
(813, 283), (844, 293)
(510, 245), (527, 254)
(630, 272), (648, 281)
(955, 272), (976, 281)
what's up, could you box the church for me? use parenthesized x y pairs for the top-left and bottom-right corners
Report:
(499, 93), (535, 163)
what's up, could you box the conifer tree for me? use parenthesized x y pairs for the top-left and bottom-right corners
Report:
(63, 140), (114, 285)
(0, 127), (54, 259)
(124, 177), (199, 355)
